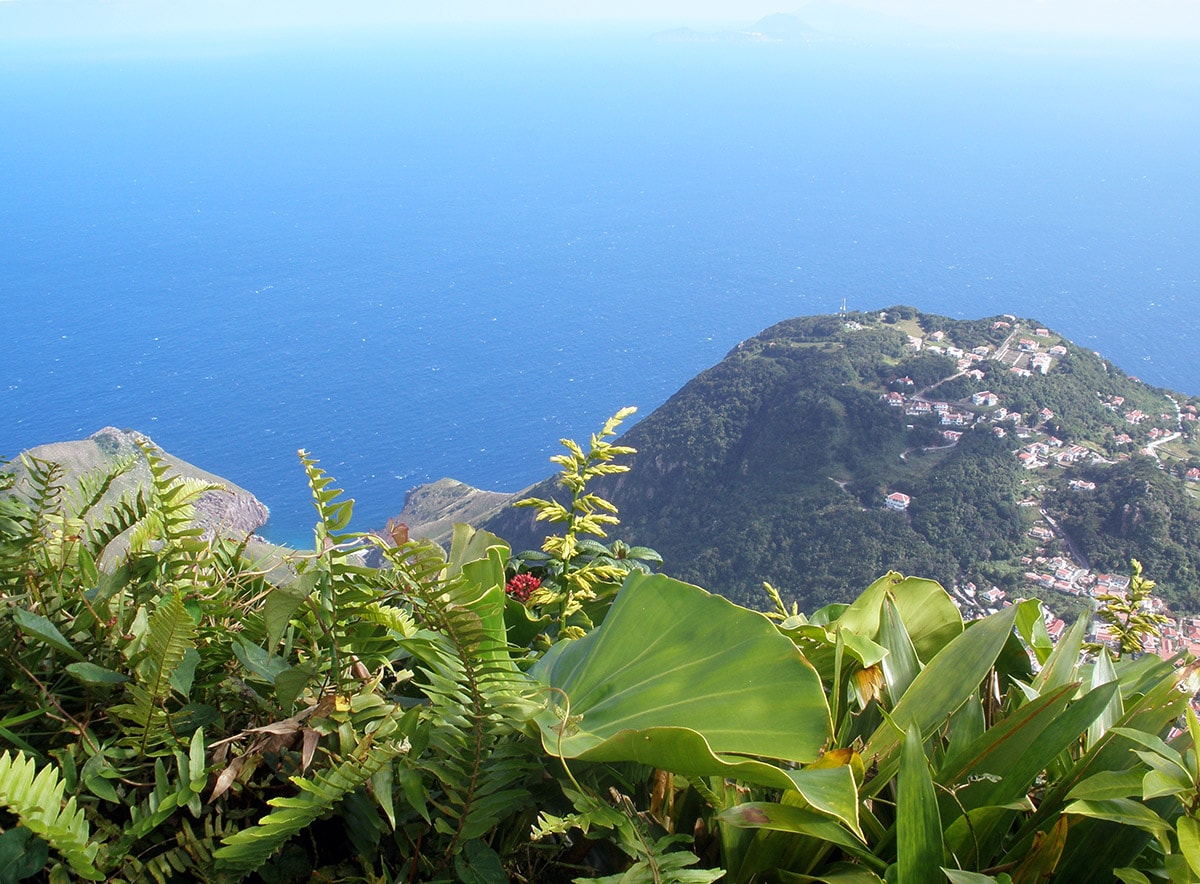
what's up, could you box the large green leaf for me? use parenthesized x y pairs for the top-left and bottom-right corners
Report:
(938, 681), (1118, 813)
(1030, 616), (1086, 695)
(532, 572), (831, 766)
(878, 596), (921, 704)
(898, 724), (943, 884)
(446, 525), (508, 582)
(13, 609), (83, 661)
(864, 604), (1021, 785)
(834, 573), (962, 663)
(1011, 663), (1192, 880)
(719, 801), (879, 869)
(0, 826), (49, 882)
(532, 574), (860, 833)
(1063, 798), (1171, 835)
(65, 662), (130, 687)
(1085, 652), (1123, 751)
(264, 570), (317, 650)
(781, 621), (887, 678)
(942, 871), (1012, 884)
(1178, 816), (1200, 879)
(777, 865), (885, 883)
(1066, 769), (1146, 801)
(1012, 599), (1053, 666)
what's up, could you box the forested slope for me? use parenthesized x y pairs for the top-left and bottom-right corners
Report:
(488, 307), (1200, 610)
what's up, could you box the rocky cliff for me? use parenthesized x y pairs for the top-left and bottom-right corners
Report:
(7, 426), (270, 540)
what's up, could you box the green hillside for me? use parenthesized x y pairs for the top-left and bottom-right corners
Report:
(487, 307), (1200, 611)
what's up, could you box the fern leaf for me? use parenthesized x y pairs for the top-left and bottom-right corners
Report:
(132, 441), (220, 578)
(212, 735), (408, 874)
(298, 449), (359, 548)
(359, 601), (419, 638)
(0, 750), (104, 880)
(109, 590), (198, 751)
(85, 487), (150, 559)
(0, 456), (64, 592)
(65, 454), (137, 522)
(17, 454), (66, 527)
(393, 557), (540, 865)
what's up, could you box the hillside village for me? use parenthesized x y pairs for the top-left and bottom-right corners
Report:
(485, 307), (1200, 661)
(865, 313), (1200, 660)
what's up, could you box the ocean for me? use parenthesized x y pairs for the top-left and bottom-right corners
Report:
(2, 26), (1198, 546)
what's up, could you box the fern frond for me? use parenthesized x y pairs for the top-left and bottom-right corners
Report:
(131, 442), (220, 582)
(17, 454), (66, 529)
(0, 749), (104, 880)
(110, 590), (198, 751)
(298, 449), (359, 549)
(0, 456), (65, 596)
(212, 734), (408, 875)
(111, 813), (235, 884)
(126, 508), (166, 558)
(85, 487), (150, 560)
(393, 558), (540, 865)
(359, 601), (420, 638)
(65, 454), (137, 522)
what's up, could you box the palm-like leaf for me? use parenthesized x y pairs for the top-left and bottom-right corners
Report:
(0, 750), (103, 880)
(213, 734), (409, 875)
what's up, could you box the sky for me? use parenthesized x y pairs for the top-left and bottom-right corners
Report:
(2, 0), (1199, 41)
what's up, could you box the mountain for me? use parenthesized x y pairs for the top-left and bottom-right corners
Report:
(482, 307), (1200, 613)
(3, 426), (274, 554)
(788, 1), (932, 43)
(12, 309), (1200, 616)
(389, 477), (515, 548)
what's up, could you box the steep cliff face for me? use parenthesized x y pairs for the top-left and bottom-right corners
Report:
(390, 478), (518, 548)
(7, 426), (270, 539)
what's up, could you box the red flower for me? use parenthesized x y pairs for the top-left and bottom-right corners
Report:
(505, 573), (541, 602)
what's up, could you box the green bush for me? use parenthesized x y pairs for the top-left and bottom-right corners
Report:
(1, 418), (1198, 882)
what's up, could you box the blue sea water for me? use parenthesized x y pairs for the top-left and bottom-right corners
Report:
(1, 26), (1198, 546)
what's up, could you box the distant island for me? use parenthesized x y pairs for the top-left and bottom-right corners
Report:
(651, 13), (833, 44)
(649, 5), (933, 45)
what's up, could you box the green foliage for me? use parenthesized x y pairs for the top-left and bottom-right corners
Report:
(3, 409), (1200, 882)
(530, 573), (839, 783)
(1049, 458), (1200, 610)
(0, 751), (101, 880)
(511, 406), (662, 639)
(487, 308), (1200, 612)
(108, 589), (199, 752)
(211, 728), (409, 874)
(1087, 559), (1171, 659)
(0, 440), (550, 881)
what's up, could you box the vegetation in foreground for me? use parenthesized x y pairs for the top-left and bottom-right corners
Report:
(2, 412), (1200, 883)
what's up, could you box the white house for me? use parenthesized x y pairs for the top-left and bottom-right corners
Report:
(886, 492), (911, 511)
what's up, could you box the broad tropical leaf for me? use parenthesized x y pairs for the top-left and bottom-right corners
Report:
(898, 724), (943, 884)
(531, 572), (832, 766)
(864, 604), (1021, 786)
